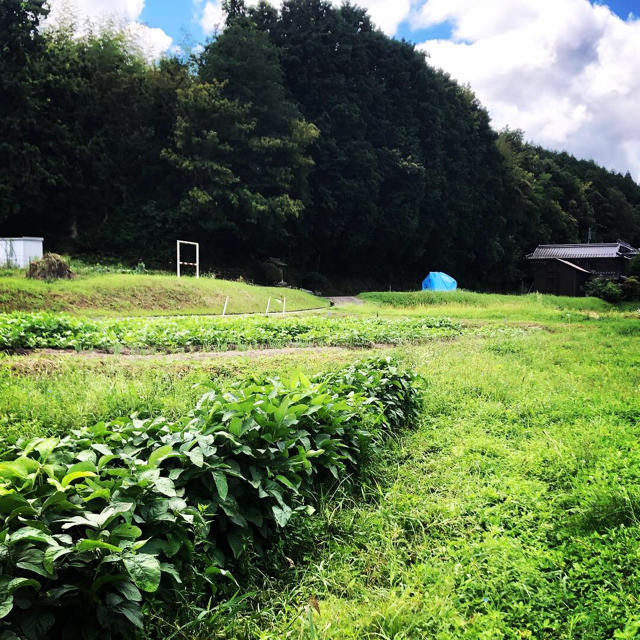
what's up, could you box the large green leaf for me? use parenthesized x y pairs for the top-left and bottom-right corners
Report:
(213, 471), (228, 501)
(123, 554), (161, 593)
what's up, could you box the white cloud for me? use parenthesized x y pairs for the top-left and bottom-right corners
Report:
(44, 0), (173, 60)
(199, 0), (224, 35)
(195, 0), (411, 36)
(351, 0), (411, 35)
(414, 0), (640, 179)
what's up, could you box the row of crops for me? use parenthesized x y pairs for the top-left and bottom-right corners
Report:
(0, 358), (420, 639)
(0, 312), (462, 352)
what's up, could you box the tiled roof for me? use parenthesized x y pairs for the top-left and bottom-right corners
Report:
(527, 241), (638, 260)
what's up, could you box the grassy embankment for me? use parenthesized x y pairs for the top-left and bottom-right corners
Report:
(0, 288), (639, 638)
(0, 272), (328, 316)
(357, 289), (640, 323)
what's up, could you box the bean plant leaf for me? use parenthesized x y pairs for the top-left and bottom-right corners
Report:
(0, 595), (13, 620)
(61, 471), (97, 487)
(272, 504), (293, 528)
(123, 554), (161, 593)
(213, 471), (228, 501)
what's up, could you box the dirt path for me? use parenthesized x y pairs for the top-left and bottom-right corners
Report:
(25, 344), (390, 362)
(328, 296), (363, 306)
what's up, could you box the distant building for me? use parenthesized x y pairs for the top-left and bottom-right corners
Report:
(526, 240), (638, 296)
(0, 237), (44, 268)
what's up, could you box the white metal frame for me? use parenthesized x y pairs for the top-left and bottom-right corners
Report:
(176, 240), (199, 278)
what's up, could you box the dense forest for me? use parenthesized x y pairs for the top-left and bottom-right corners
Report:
(2, 0), (640, 291)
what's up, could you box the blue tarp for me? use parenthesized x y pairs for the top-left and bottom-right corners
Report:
(421, 272), (457, 291)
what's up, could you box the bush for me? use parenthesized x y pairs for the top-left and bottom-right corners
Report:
(0, 358), (420, 639)
(297, 271), (331, 294)
(627, 254), (640, 279)
(621, 276), (640, 301)
(584, 277), (622, 303)
(251, 261), (282, 285)
(26, 254), (74, 281)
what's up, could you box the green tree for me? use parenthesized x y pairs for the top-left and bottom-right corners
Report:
(163, 80), (317, 263)
(0, 0), (49, 223)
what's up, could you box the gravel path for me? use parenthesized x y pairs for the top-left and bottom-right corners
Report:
(328, 296), (363, 306)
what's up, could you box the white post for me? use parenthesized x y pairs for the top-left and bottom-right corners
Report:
(176, 240), (199, 278)
(265, 297), (271, 315)
(222, 296), (229, 316)
(282, 297), (286, 316)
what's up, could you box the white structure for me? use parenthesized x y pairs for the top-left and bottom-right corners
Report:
(0, 237), (43, 268)
(176, 240), (199, 278)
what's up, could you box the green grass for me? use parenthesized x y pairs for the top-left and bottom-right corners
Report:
(354, 290), (640, 325)
(0, 347), (372, 443)
(205, 323), (640, 639)
(0, 273), (328, 316)
(1, 289), (639, 638)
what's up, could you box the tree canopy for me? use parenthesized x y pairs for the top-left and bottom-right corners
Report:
(1, 0), (639, 290)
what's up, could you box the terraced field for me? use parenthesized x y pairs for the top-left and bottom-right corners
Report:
(0, 284), (638, 639)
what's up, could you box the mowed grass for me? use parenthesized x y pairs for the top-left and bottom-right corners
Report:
(201, 323), (640, 639)
(1, 291), (639, 639)
(357, 289), (640, 324)
(0, 273), (328, 316)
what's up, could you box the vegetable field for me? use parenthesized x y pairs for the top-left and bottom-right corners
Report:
(0, 313), (461, 352)
(0, 286), (638, 639)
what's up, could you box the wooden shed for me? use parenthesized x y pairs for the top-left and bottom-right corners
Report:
(526, 240), (638, 296)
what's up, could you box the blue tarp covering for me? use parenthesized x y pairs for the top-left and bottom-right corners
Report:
(421, 272), (457, 291)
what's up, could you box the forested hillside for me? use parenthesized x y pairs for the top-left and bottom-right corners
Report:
(2, 0), (640, 290)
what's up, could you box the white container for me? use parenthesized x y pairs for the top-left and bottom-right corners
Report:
(0, 237), (44, 268)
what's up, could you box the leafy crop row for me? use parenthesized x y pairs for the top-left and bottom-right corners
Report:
(0, 312), (461, 352)
(0, 358), (420, 639)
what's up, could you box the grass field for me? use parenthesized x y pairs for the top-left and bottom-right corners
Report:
(0, 285), (638, 639)
(0, 272), (327, 316)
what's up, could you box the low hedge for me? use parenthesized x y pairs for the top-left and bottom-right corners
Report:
(0, 358), (420, 639)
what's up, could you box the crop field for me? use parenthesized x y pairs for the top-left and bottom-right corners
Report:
(0, 313), (461, 352)
(0, 283), (638, 639)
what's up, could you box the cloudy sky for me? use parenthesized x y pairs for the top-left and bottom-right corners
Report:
(45, 0), (640, 180)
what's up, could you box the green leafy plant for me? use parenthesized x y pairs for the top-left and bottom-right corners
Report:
(0, 358), (419, 638)
(585, 277), (623, 303)
(0, 313), (462, 353)
(621, 276), (640, 301)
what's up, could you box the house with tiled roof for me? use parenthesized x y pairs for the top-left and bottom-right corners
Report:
(526, 240), (638, 296)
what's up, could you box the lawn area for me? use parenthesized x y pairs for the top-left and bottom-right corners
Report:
(227, 323), (640, 639)
(0, 291), (638, 639)
(0, 272), (328, 316)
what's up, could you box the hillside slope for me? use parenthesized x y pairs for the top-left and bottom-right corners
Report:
(0, 274), (327, 316)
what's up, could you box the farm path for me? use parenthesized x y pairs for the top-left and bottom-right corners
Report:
(328, 296), (363, 306)
(27, 344), (388, 361)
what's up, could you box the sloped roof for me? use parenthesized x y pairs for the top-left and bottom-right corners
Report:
(527, 240), (638, 260)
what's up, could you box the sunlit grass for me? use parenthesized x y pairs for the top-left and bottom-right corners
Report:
(2, 287), (639, 639)
(0, 272), (328, 316)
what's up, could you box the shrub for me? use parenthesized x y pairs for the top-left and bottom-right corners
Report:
(251, 261), (282, 285)
(627, 254), (640, 279)
(297, 271), (331, 294)
(584, 277), (622, 303)
(26, 254), (74, 281)
(621, 276), (640, 301)
(0, 358), (420, 639)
